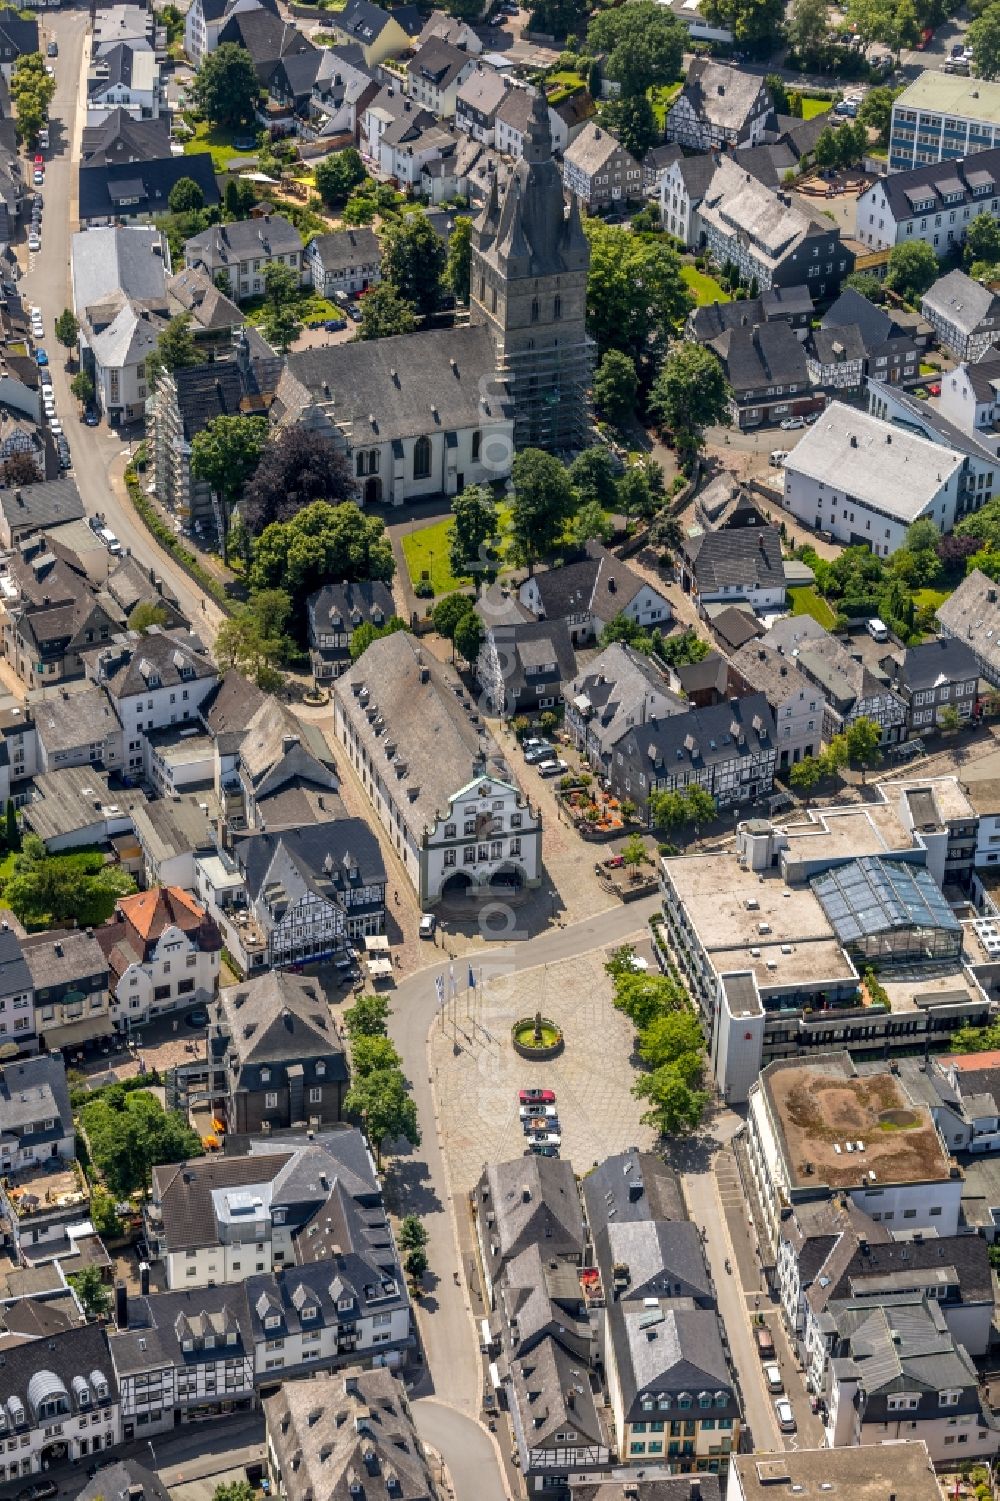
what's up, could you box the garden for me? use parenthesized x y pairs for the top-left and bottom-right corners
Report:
(557, 770), (634, 837)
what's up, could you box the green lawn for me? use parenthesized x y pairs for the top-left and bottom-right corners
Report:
(801, 96), (832, 120)
(649, 81), (683, 130)
(789, 585), (836, 628)
(403, 505), (512, 597)
(546, 69), (586, 104)
(682, 265), (731, 307)
(914, 587), (951, 611)
(243, 288), (342, 329)
(183, 120), (257, 172)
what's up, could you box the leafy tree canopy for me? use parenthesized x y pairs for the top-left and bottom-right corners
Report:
(649, 343), (731, 467)
(80, 1088), (203, 1197)
(168, 176), (205, 214)
(597, 94), (661, 159)
(969, 0), (1000, 77)
(701, 0), (786, 46)
(349, 615), (407, 662)
(381, 210), (446, 319)
(314, 147), (367, 207)
(885, 238), (938, 300)
(249, 501), (394, 616)
(448, 484), (501, 587)
(584, 222), (690, 380)
(587, 2), (686, 94)
(509, 449), (578, 572)
(357, 282), (417, 341)
(6, 836), (136, 929)
(241, 427), (356, 540)
(192, 42), (260, 125)
(592, 349), (638, 425)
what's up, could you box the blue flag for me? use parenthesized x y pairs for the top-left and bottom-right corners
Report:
(468, 965), (476, 990)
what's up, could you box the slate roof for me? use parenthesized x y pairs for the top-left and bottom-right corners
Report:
(79, 153), (220, 223)
(166, 265), (244, 331)
(32, 682), (122, 756)
(107, 1283), (253, 1378)
(457, 64), (508, 118)
(683, 524), (785, 594)
(218, 8), (311, 77)
(820, 1233), (992, 1311)
(215, 969), (348, 1070)
(581, 1149), (686, 1240)
(576, 1480), (723, 1501)
(275, 324), (510, 442)
(150, 1152), (293, 1252)
(0, 477), (84, 539)
(810, 323), (867, 368)
(81, 108), (171, 166)
(614, 691), (776, 776)
(671, 151), (718, 204)
(565, 643), (685, 757)
(335, 0), (422, 44)
(676, 59), (765, 134)
(565, 120), (636, 177)
(185, 214), (303, 269)
(198, 668), (267, 753)
(263, 1366), (435, 1501)
(923, 268), (1000, 336)
(938, 568), (1000, 676)
(878, 147), (1000, 224)
(826, 1292), (981, 1399)
(708, 319), (809, 395)
(689, 288), (812, 342)
(233, 820), (386, 911)
(307, 226), (380, 274)
(701, 156), (830, 272)
(71, 225), (169, 312)
(0, 1322), (116, 1420)
(75, 1461), (170, 1501)
(407, 36), (469, 89)
(482, 617), (577, 705)
(595, 1219), (712, 1305)
(87, 295), (166, 371)
(0, 1051), (70, 1136)
(896, 636), (980, 692)
(607, 1301), (736, 1418)
(822, 286), (897, 347)
(131, 794), (217, 869)
(477, 1156), (585, 1290)
(509, 1335), (605, 1451)
(166, 360), (250, 441)
(245, 1255), (406, 1360)
(731, 638), (819, 711)
(526, 542), (653, 623)
(0, 13), (37, 61)
(89, 626), (216, 701)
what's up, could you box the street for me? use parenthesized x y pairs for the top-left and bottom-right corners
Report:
(21, 7), (227, 646)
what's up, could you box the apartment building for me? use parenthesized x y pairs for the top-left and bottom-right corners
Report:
(890, 71), (1000, 172)
(183, 215), (304, 302)
(97, 885), (222, 1031)
(856, 147), (1000, 254)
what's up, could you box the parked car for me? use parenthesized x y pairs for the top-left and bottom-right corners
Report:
(27, 232), (40, 252)
(57, 440), (70, 469)
(47, 39), (57, 56)
(32, 170), (43, 186)
(324, 317), (347, 331)
(522, 736), (551, 756)
(928, 381), (941, 396)
(84, 406), (99, 426)
(347, 303), (362, 322)
(35, 347), (47, 365)
(519, 1088), (556, 1104)
(519, 1103), (558, 1119)
(48, 418), (62, 436)
(529, 1131), (562, 1148)
(775, 1397), (796, 1432)
(39, 368), (51, 387)
(18, 1483), (57, 1501)
(763, 1362), (784, 1394)
(524, 745), (555, 765)
(419, 913), (437, 940)
(525, 1140), (559, 1157)
(866, 616), (888, 642)
(951, 40), (965, 55)
(538, 758), (569, 777)
(779, 416), (805, 430)
(755, 1325), (776, 1358)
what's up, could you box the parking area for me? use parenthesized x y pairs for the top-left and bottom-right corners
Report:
(429, 945), (656, 1195)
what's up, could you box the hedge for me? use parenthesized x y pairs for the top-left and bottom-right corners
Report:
(124, 462), (233, 614)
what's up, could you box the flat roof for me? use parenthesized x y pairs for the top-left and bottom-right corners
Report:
(662, 856), (836, 953)
(879, 775), (976, 825)
(777, 803), (912, 868)
(895, 69), (1000, 125)
(878, 960), (986, 1014)
(732, 1441), (938, 1501)
(713, 937), (855, 989)
(783, 401), (964, 522)
(763, 1055), (953, 1190)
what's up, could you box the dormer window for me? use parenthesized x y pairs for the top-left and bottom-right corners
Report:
(265, 1314), (281, 1331)
(260, 1068), (271, 1083)
(182, 1338), (193, 1352)
(316, 1062), (326, 1078)
(302, 1304), (318, 1321)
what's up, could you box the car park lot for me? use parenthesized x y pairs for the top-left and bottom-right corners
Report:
(429, 946), (655, 1194)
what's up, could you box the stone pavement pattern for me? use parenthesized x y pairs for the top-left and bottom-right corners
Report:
(429, 948), (655, 1194)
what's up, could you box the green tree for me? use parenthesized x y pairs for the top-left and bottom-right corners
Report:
(351, 1034), (403, 1078)
(845, 715), (883, 782)
(648, 785), (716, 836)
(966, 209), (1000, 268)
(224, 176), (257, 221)
(790, 754), (823, 800)
(528, 0), (590, 35)
(813, 125), (840, 169)
(314, 147), (367, 207)
(405, 1246), (429, 1280)
(211, 1483), (256, 1501)
(638, 1009), (704, 1070)
(649, 344), (731, 468)
(570, 447), (619, 508)
(70, 369), (95, 406)
(885, 238), (938, 300)
(128, 601), (170, 633)
(572, 500), (614, 545)
(844, 271), (885, 301)
(584, 221), (690, 379)
(445, 215), (473, 304)
(454, 609), (484, 665)
(69, 1265), (109, 1320)
(858, 84), (903, 145)
(168, 176), (205, 214)
(765, 73), (791, 113)
(398, 1214), (429, 1252)
(260, 259), (302, 353)
(241, 426), (356, 539)
(433, 592), (476, 658)
(88, 1184), (122, 1239)
(250, 502), (394, 622)
(846, 0), (897, 47)
(951, 1020), (1000, 1053)
(191, 413), (269, 559)
(349, 615), (407, 662)
(618, 459), (663, 520)
(147, 313), (199, 384)
(702, 0), (786, 46)
(79, 1089), (203, 1197)
(192, 42), (260, 125)
(448, 484), (501, 588)
(620, 833), (648, 877)
(215, 590), (292, 687)
(632, 1064), (709, 1136)
(54, 309), (79, 354)
(344, 992), (391, 1038)
(906, 517), (939, 554)
(592, 349), (638, 426)
(611, 969), (688, 1031)
(381, 210), (446, 319)
(344, 1067), (420, 1168)
(969, 1), (1000, 77)
(939, 702), (961, 732)
(509, 449), (578, 572)
(5, 840), (135, 928)
(597, 94), (660, 158)
(587, 2), (686, 94)
(357, 282), (417, 341)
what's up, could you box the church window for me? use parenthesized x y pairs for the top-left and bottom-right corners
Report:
(356, 452), (366, 477)
(527, 339), (534, 350)
(554, 295), (562, 320)
(491, 288), (497, 313)
(367, 448), (379, 473)
(479, 277), (485, 300)
(531, 298), (539, 322)
(413, 435), (431, 480)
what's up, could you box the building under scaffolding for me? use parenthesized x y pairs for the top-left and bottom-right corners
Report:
(469, 89), (593, 453)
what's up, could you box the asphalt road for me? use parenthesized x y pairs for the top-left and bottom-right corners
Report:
(23, 8), (227, 645)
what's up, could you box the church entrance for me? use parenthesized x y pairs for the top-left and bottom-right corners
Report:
(364, 477), (382, 504)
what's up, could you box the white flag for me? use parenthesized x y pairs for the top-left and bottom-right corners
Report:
(435, 974), (445, 1007)
(449, 962), (457, 999)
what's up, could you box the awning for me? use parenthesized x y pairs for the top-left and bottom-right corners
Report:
(49, 1017), (116, 1049)
(364, 935), (390, 953)
(366, 957), (393, 978)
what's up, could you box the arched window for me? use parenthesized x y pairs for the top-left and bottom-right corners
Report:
(479, 276), (486, 300)
(413, 435), (431, 480)
(491, 288), (497, 313)
(356, 451), (367, 477)
(554, 295), (562, 320)
(531, 297), (539, 322)
(367, 447), (379, 474)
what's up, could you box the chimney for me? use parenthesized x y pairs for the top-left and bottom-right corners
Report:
(521, 1184), (531, 1203)
(139, 1261), (150, 1297)
(115, 1280), (128, 1329)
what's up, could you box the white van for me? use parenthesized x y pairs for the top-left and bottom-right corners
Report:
(98, 527), (122, 556)
(866, 617), (889, 642)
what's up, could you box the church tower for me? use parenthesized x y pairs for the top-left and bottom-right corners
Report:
(469, 90), (593, 453)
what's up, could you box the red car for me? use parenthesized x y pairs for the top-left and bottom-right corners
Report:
(33, 153), (43, 166)
(917, 26), (933, 47)
(519, 1088), (556, 1105)
(928, 382), (941, 396)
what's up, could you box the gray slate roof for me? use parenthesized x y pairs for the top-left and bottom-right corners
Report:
(675, 59), (766, 133)
(216, 969), (348, 1068)
(307, 226), (380, 273)
(923, 268), (1000, 335)
(0, 477), (84, 538)
(0, 1051), (71, 1136)
(683, 524), (785, 593)
(71, 225), (168, 318)
(581, 1148), (686, 1239)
